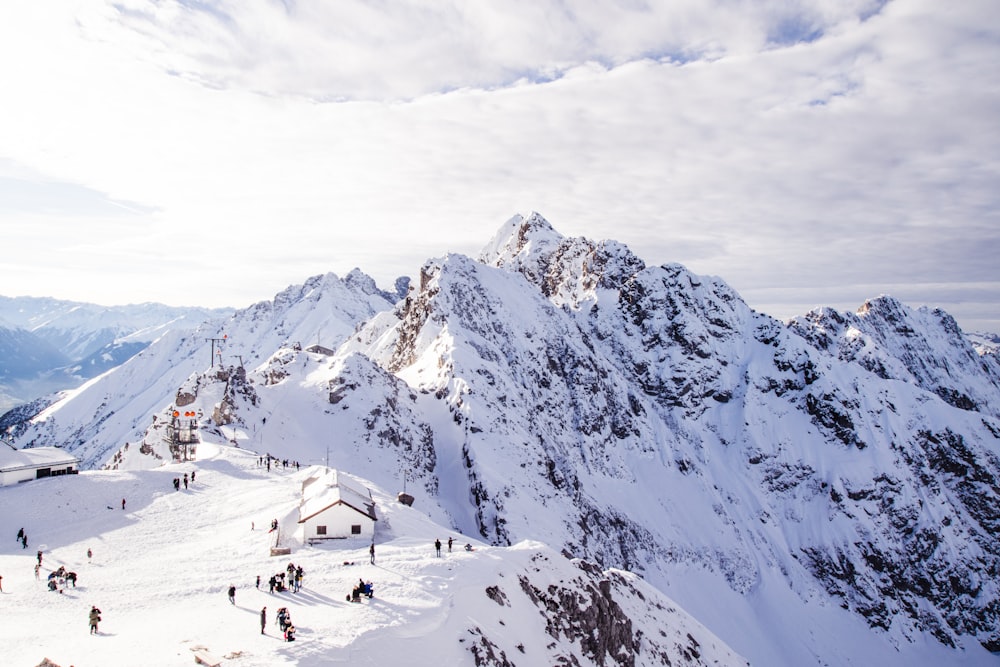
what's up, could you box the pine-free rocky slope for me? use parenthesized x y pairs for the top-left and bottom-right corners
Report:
(5, 213), (1000, 666)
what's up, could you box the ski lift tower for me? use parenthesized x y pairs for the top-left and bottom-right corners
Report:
(164, 410), (200, 461)
(206, 334), (228, 368)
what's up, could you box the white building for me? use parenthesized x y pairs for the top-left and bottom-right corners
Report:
(0, 446), (80, 487)
(298, 468), (377, 543)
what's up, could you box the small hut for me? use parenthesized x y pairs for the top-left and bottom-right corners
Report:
(298, 468), (377, 543)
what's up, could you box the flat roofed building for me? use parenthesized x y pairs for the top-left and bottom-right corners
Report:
(0, 446), (80, 487)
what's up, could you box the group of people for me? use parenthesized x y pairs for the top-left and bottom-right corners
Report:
(15, 527), (28, 549)
(435, 537), (464, 556)
(348, 579), (374, 602)
(434, 537), (473, 556)
(171, 471), (195, 491)
(276, 607), (296, 641)
(266, 562), (303, 594)
(257, 454), (301, 472)
(47, 565), (77, 592)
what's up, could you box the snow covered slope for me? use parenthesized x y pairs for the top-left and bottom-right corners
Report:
(5, 214), (1000, 666)
(0, 296), (231, 413)
(5, 271), (398, 467)
(0, 443), (747, 667)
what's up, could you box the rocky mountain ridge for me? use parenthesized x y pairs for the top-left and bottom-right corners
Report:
(4, 213), (999, 666)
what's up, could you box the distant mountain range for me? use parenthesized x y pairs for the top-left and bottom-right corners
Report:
(0, 296), (231, 413)
(3, 213), (999, 666)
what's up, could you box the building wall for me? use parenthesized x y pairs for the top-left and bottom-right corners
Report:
(0, 464), (78, 487)
(301, 504), (374, 541)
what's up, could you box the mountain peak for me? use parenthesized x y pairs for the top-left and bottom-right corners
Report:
(478, 212), (564, 269)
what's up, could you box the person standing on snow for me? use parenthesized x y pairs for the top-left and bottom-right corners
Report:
(434, 538), (441, 557)
(260, 607), (267, 634)
(16, 527), (23, 542)
(37, 550), (43, 565)
(228, 584), (236, 605)
(89, 606), (102, 634)
(369, 542), (375, 564)
(448, 537), (453, 552)
(122, 498), (126, 510)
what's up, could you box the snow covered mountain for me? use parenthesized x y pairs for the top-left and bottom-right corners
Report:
(4, 214), (1000, 666)
(0, 445), (747, 667)
(0, 296), (231, 413)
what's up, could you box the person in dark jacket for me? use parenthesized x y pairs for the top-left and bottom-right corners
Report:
(228, 584), (236, 604)
(260, 607), (267, 634)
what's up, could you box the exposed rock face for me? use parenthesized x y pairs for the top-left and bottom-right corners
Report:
(788, 298), (1000, 418)
(348, 213), (1000, 655)
(8, 214), (1000, 664)
(464, 545), (748, 667)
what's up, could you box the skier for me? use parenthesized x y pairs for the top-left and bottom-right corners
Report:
(89, 606), (102, 634)
(228, 584), (236, 605)
(260, 607), (267, 634)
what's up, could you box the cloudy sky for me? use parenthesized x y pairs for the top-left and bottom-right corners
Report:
(1, 0), (998, 331)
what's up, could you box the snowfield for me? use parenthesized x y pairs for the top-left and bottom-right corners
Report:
(0, 443), (746, 667)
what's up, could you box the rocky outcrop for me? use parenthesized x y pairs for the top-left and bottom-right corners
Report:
(464, 546), (748, 667)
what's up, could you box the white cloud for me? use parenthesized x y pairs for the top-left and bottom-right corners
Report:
(0, 0), (997, 331)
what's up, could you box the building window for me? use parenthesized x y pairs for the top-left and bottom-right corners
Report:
(316, 525), (327, 535)
(351, 524), (361, 535)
